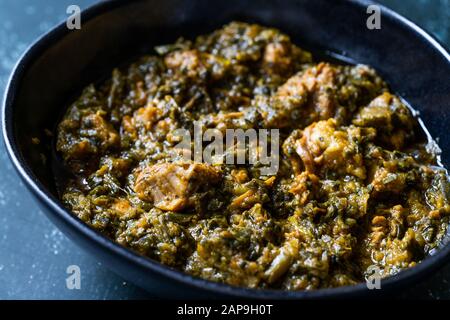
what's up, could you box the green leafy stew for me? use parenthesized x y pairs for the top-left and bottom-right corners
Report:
(56, 22), (450, 290)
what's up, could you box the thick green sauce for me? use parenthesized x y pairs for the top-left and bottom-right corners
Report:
(56, 22), (449, 290)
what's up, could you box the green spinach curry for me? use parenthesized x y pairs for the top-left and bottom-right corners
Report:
(56, 22), (450, 290)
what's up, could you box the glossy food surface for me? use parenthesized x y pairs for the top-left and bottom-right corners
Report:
(56, 22), (450, 290)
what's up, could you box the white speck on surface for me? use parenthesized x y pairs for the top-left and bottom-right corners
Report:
(43, 228), (66, 255)
(25, 6), (36, 15)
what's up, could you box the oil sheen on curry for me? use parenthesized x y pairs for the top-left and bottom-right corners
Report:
(56, 22), (450, 290)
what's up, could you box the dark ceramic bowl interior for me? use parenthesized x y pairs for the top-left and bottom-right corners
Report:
(3, 0), (450, 298)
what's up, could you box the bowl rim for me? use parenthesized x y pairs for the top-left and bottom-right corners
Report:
(2, 0), (450, 299)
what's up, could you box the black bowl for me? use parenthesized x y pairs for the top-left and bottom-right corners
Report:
(2, 0), (450, 299)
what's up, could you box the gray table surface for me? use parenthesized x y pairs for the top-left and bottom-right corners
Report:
(0, 0), (449, 300)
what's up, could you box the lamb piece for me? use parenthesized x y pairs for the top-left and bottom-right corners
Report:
(134, 162), (221, 211)
(283, 119), (369, 179)
(164, 49), (206, 78)
(122, 98), (180, 147)
(370, 167), (409, 194)
(263, 42), (292, 69)
(365, 147), (418, 196)
(133, 104), (161, 130)
(256, 63), (387, 129)
(353, 92), (415, 149)
(262, 40), (310, 74)
(258, 63), (338, 128)
(81, 112), (120, 149)
(57, 110), (120, 162)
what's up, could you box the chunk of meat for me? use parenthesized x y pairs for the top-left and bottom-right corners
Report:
(365, 149), (418, 196)
(111, 198), (138, 220)
(82, 112), (120, 148)
(263, 42), (292, 68)
(57, 110), (120, 162)
(202, 21), (311, 66)
(371, 167), (408, 194)
(353, 92), (415, 149)
(133, 104), (161, 130)
(256, 63), (387, 129)
(164, 49), (205, 78)
(134, 162), (221, 211)
(262, 41), (308, 74)
(284, 119), (368, 179)
(258, 63), (338, 128)
(123, 98), (180, 146)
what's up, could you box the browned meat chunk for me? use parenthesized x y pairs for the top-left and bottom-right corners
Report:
(258, 63), (338, 128)
(165, 49), (205, 78)
(262, 40), (309, 73)
(365, 148), (418, 196)
(263, 42), (292, 68)
(257, 63), (387, 129)
(57, 110), (120, 162)
(121, 98), (180, 148)
(353, 92), (415, 149)
(81, 112), (120, 148)
(371, 167), (408, 194)
(134, 162), (221, 211)
(283, 119), (369, 179)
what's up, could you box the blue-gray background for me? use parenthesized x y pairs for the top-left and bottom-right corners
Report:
(0, 0), (449, 300)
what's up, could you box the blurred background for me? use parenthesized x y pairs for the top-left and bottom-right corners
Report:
(0, 0), (449, 299)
